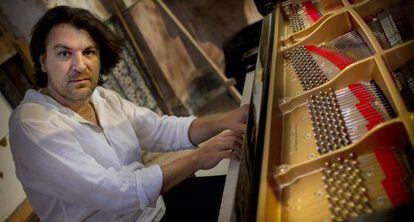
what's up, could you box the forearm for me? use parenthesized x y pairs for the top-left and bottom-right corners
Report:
(188, 115), (225, 145)
(188, 105), (249, 145)
(160, 152), (200, 193)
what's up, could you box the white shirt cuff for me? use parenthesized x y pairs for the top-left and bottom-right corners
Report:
(135, 164), (163, 207)
(182, 116), (197, 148)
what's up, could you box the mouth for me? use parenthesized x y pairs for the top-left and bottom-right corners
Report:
(69, 78), (91, 83)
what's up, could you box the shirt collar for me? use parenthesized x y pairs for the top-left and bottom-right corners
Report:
(23, 88), (98, 125)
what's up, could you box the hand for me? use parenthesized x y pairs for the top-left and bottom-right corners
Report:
(188, 104), (249, 145)
(192, 130), (243, 170)
(220, 104), (249, 133)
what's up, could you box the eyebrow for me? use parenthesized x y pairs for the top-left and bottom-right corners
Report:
(53, 44), (98, 50)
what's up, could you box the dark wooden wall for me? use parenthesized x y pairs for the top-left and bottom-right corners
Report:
(124, 0), (261, 114)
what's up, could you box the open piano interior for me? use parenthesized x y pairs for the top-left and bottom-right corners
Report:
(219, 0), (414, 221)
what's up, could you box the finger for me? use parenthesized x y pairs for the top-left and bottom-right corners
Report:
(223, 127), (246, 135)
(222, 135), (244, 147)
(230, 146), (242, 153)
(230, 123), (247, 134)
(234, 136), (244, 146)
(232, 138), (244, 148)
(240, 104), (249, 123)
(223, 137), (244, 149)
(220, 129), (238, 136)
(232, 151), (240, 160)
(219, 149), (232, 159)
(238, 104), (250, 123)
(228, 150), (240, 160)
(221, 149), (240, 160)
(217, 135), (242, 146)
(215, 140), (239, 151)
(220, 130), (245, 139)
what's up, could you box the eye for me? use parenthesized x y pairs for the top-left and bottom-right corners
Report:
(84, 49), (97, 57)
(57, 51), (70, 57)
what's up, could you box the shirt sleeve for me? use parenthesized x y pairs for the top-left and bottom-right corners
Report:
(9, 119), (163, 214)
(108, 89), (197, 151)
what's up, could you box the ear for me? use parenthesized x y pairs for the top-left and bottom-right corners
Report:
(39, 54), (47, 72)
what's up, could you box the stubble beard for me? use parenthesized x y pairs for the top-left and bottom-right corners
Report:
(54, 72), (99, 103)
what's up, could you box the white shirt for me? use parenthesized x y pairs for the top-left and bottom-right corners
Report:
(9, 87), (196, 222)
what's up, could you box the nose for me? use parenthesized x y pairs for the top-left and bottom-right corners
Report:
(71, 52), (86, 73)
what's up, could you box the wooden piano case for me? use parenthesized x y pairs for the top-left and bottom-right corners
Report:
(240, 0), (414, 221)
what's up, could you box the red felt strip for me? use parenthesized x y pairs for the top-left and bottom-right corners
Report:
(348, 84), (362, 90)
(303, 1), (321, 23)
(305, 45), (355, 70)
(349, 85), (374, 102)
(382, 178), (412, 206)
(354, 92), (375, 103)
(356, 102), (382, 120)
(375, 146), (411, 207)
(374, 147), (401, 177)
(355, 102), (384, 129)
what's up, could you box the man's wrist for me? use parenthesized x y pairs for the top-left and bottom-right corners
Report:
(213, 113), (227, 133)
(189, 151), (202, 171)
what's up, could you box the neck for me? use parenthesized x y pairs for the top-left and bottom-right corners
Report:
(40, 87), (90, 114)
(40, 86), (100, 127)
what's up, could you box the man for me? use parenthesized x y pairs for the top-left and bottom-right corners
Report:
(9, 6), (248, 222)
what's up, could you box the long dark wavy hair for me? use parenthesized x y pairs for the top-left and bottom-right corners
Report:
(30, 5), (122, 87)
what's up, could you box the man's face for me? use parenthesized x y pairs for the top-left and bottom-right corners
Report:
(40, 23), (100, 104)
